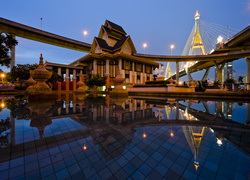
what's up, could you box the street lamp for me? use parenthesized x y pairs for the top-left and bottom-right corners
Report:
(143, 43), (147, 54)
(83, 30), (88, 42)
(1, 73), (5, 84)
(217, 36), (223, 43)
(170, 45), (175, 56)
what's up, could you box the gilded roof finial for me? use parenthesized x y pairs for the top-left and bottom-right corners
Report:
(195, 10), (200, 18)
(39, 53), (44, 65)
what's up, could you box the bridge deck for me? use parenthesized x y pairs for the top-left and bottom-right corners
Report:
(0, 17), (91, 52)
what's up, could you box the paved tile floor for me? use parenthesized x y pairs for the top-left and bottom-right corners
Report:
(0, 119), (250, 180)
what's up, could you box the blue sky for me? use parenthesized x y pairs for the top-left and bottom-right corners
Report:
(1, 0), (250, 80)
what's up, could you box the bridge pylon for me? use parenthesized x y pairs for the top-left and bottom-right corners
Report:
(164, 62), (172, 80)
(189, 10), (206, 55)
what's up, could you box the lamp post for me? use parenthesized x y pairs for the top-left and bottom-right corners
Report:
(83, 30), (88, 42)
(143, 43), (147, 54)
(170, 44), (174, 56)
(1, 73), (4, 84)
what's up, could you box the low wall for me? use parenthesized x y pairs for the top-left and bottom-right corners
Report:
(130, 86), (195, 93)
(205, 88), (224, 92)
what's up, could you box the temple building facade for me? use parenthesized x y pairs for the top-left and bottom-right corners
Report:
(46, 20), (160, 91)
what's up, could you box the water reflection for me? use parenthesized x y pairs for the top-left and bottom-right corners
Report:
(0, 95), (250, 178)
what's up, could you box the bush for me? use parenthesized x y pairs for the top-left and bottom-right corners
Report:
(133, 84), (166, 87)
(85, 74), (107, 87)
(145, 80), (173, 85)
(195, 81), (206, 92)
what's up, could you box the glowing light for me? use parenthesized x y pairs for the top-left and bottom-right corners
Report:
(210, 49), (215, 54)
(123, 86), (126, 90)
(1, 74), (4, 78)
(194, 163), (199, 171)
(179, 81), (183, 85)
(170, 132), (174, 137)
(143, 43), (147, 54)
(170, 45), (174, 49)
(143, 133), (147, 138)
(111, 86), (115, 88)
(83, 30), (88, 36)
(83, 145), (87, 150)
(217, 138), (222, 146)
(1, 103), (4, 108)
(217, 36), (223, 43)
(184, 113), (187, 117)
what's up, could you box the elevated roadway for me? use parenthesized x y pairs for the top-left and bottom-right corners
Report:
(0, 17), (91, 52)
(135, 25), (250, 80)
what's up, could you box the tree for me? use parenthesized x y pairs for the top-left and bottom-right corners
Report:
(6, 64), (62, 85)
(85, 74), (107, 87)
(238, 76), (243, 84)
(224, 78), (236, 85)
(6, 64), (38, 83)
(0, 33), (18, 67)
(47, 70), (63, 84)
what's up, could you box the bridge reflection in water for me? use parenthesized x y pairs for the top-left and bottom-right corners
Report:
(0, 94), (249, 179)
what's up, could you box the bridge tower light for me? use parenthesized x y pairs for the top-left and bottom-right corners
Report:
(217, 36), (223, 43)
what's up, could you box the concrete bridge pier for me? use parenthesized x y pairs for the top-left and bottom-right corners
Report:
(215, 101), (225, 120)
(202, 68), (210, 81)
(245, 57), (250, 90)
(214, 61), (225, 84)
(10, 35), (16, 70)
(176, 101), (179, 120)
(186, 68), (193, 81)
(176, 61), (179, 84)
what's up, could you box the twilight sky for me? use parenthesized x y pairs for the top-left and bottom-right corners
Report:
(1, 0), (250, 80)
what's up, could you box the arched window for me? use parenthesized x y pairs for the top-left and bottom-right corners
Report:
(109, 60), (118, 77)
(97, 61), (105, 77)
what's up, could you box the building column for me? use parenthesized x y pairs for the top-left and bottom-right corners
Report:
(73, 69), (77, 91)
(118, 59), (122, 72)
(245, 57), (250, 90)
(143, 64), (146, 85)
(214, 61), (225, 84)
(176, 61), (179, 85)
(65, 94), (70, 114)
(150, 66), (154, 81)
(10, 36), (16, 71)
(93, 60), (97, 75)
(105, 59), (110, 90)
(58, 67), (62, 91)
(132, 62), (135, 85)
(66, 68), (69, 91)
(105, 107), (110, 123)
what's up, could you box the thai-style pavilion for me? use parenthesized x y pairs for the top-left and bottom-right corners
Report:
(46, 20), (160, 91)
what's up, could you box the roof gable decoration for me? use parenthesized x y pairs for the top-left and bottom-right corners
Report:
(120, 36), (137, 54)
(90, 38), (103, 54)
(104, 20), (127, 36)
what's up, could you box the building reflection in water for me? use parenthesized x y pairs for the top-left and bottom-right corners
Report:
(0, 95), (250, 165)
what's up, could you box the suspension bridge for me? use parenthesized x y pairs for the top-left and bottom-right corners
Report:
(1, 11), (250, 87)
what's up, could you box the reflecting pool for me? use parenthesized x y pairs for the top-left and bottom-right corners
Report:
(0, 94), (249, 180)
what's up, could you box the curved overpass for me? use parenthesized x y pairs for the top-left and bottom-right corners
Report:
(0, 17), (91, 52)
